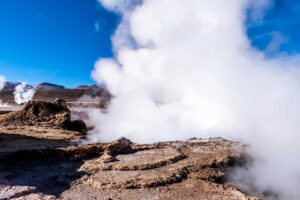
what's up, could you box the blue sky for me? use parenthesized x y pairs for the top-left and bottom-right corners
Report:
(0, 0), (299, 88)
(247, 0), (300, 56)
(0, 0), (119, 87)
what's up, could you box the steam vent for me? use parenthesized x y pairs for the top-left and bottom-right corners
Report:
(2, 0), (299, 199)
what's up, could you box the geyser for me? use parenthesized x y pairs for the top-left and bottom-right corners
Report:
(0, 75), (6, 105)
(91, 0), (300, 199)
(14, 82), (36, 105)
(0, 75), (5, 91)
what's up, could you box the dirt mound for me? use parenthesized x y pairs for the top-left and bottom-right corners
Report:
(0, 99), (87, 134)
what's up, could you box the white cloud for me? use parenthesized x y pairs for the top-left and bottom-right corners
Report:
(266, 32), (288, 54)
(94, 22), (100, 32)
(98, 0), (142, 13)
(0, 75), (5, 91)
(0, 75), (6, 106)
(248, 0), (274, 22)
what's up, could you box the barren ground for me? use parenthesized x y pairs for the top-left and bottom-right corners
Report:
(0, 104), (261, 200)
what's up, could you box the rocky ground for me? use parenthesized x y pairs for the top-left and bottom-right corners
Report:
(0, 100), (261, 200)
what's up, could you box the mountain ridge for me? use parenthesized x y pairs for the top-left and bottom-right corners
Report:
(0, 82), (109, 104)
(2, 82), (101, 91)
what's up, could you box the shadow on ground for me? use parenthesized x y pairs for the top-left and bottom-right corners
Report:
(0, 132), (86, 197)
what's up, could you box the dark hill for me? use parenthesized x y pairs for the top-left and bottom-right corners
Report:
(37, 82), (66, 90)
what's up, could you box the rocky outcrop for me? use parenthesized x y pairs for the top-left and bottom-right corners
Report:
(0, 99), (87, 134)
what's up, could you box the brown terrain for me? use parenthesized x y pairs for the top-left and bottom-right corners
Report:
(0, 82), (110, 107)
(0, 100), (261, 200)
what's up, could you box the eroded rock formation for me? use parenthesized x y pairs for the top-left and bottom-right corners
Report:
(0, 99), (87, 134)
(0, 134), (259, 199)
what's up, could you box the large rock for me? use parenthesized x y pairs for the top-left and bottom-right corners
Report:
(0, 99), (87, 134)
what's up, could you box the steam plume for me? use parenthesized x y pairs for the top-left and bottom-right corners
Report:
(91, 0), (300, 199)
(0, 75), (6, 105)
(0, 75), (5, 91)
(14, 82), (36, 105)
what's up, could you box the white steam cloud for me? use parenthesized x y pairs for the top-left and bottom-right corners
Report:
(0, 75), (5, 91)
(14, 82), (36, 105)
(0, 75), (6, 106)
(91, 0), (300, 199)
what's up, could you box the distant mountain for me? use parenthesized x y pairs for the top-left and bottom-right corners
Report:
(36, 82), (65, 90)
(2, 82), (33, 91)
(0, 81), (110, 105)
(1, 82), (100, 91)
(2, 82), (21, 91)
(75, 84), (100, 90)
